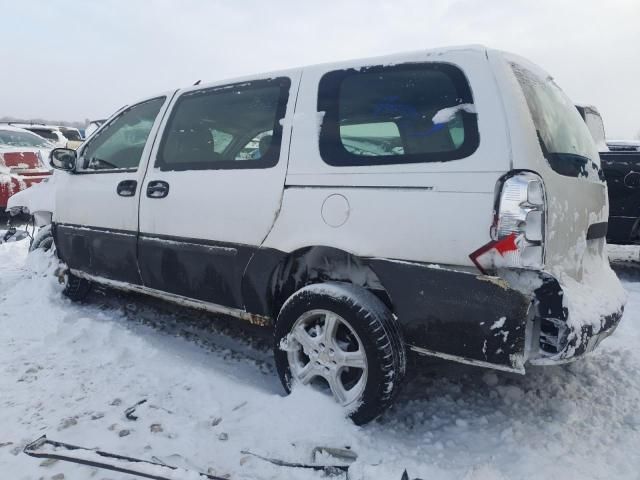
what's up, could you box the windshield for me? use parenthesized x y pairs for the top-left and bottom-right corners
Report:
(0, 128), (53, 148)
(511, 63), (601, 179)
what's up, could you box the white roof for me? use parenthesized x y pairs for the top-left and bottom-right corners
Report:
(122, 44), (495, 109)
(0, 124), (43, 134)
(6, 123), (61, 132)
(194, 44), (491, 90)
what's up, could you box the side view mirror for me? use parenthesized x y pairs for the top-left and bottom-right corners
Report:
(50, 148), (77, 172)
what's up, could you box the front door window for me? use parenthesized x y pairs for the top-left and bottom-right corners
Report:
(79, 97), (165, 171)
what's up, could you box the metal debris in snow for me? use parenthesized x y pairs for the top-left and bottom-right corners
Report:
(124, 399), (147, 421)
(23, 435), (226, 480)
(240, 449), (351, 476)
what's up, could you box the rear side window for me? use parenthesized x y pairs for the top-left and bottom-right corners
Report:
(318, 63), (479, 166)
(157, 78), (290, 171)
(0, 129), (52, 148)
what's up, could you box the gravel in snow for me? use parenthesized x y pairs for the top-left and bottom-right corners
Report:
(1, 239), (640, 479)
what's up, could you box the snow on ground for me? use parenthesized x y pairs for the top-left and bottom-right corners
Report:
(1, 239), (640, 479)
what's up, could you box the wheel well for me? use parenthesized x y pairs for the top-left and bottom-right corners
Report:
(268, 246), (392, 319)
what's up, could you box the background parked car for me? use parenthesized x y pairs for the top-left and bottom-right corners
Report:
(84, 119), (106, 139)
(608, 139), (640, 152)
(577, 105), (640, 244)
(0, 124), (54, 154)
(6, 123), (82, 149)
(57, 126), (83, 149)
(0, 125), (52, 210)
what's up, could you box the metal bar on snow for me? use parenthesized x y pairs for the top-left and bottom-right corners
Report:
(23, 435), (226, 480)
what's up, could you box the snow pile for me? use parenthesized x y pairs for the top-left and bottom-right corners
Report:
(431, 103), (476, 124)
(1, 239), (640, 479)
(551, 238), (627, 336)
(0, 243), (359, 480)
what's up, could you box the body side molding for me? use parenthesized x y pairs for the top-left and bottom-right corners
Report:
(70, 269), (271, 326)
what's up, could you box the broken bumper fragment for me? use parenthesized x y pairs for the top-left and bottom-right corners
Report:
(529, 273), (624, 365)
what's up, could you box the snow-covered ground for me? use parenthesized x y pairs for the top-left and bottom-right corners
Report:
(1, 239), (640, 479)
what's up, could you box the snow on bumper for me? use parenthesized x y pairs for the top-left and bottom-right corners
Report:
(528, 265), (625, 365)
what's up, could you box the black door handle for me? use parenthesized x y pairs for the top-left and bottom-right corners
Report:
(146, 180), (170, 198)
(116, 180), (137, 197)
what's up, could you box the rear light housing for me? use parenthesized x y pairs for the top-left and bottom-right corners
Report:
(1, 151), (45, 173)
(491, 171), (546, 269)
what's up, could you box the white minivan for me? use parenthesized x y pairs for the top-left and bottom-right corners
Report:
(24, 45), (626, 424)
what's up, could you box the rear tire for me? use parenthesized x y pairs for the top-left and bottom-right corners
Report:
(274, 282), (406, 425)
(63, 272), (92, 302)
(29, 224), (92, 301)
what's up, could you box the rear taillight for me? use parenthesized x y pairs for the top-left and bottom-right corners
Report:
(492, 172), (546, 269)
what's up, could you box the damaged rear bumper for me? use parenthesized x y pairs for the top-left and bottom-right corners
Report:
(529, 312), (622, 365)
(366, 258), (533, 374)
(527, 274), (624, 365)
(365, 257), (624, 374)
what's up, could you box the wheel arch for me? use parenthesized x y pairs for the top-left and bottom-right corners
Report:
(241, 245), (393, 319)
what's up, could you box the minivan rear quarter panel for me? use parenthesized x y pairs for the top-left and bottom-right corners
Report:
(489, 51), (610, 282)
(265, 48), (511, 267)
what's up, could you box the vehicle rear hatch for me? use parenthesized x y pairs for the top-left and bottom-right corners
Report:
(495, 52), (626, 359)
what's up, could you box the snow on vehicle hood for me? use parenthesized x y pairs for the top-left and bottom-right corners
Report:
(5, 170), (57, 214)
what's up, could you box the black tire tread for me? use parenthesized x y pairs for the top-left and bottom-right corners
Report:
(274, 282), (406, 424)
(63, 273), (92, 302)
(29, 225), (92, 302)
(29, 224), (53, 252)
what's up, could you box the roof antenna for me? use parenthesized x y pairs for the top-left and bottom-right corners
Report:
(193, 80), (201, 86)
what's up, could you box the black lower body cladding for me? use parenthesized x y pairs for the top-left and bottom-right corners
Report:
(54, 224), (142, 285)
(52, 222), (623, 372)
(607, 216), (639, 244)
(366, 258), (531, 371)
(366, 259), (625, 370)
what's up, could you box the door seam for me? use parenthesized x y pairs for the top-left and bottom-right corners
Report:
(241, 70), (305, 311)
(135, 90), (180, 284)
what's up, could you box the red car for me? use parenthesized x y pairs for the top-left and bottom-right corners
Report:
(0, 126), (52, 209)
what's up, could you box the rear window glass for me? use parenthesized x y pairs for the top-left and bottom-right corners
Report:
(0, 129), (52, 148)
(318, 63), (479, 166)
(511, 63), (601, 179)
(29, 129), (57, 141)
(340, 122), (404, 156)
(61, 129), (82, 141)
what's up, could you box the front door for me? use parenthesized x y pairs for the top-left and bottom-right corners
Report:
(54, 95), (173, 284)
(137, 74), (299, 309)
